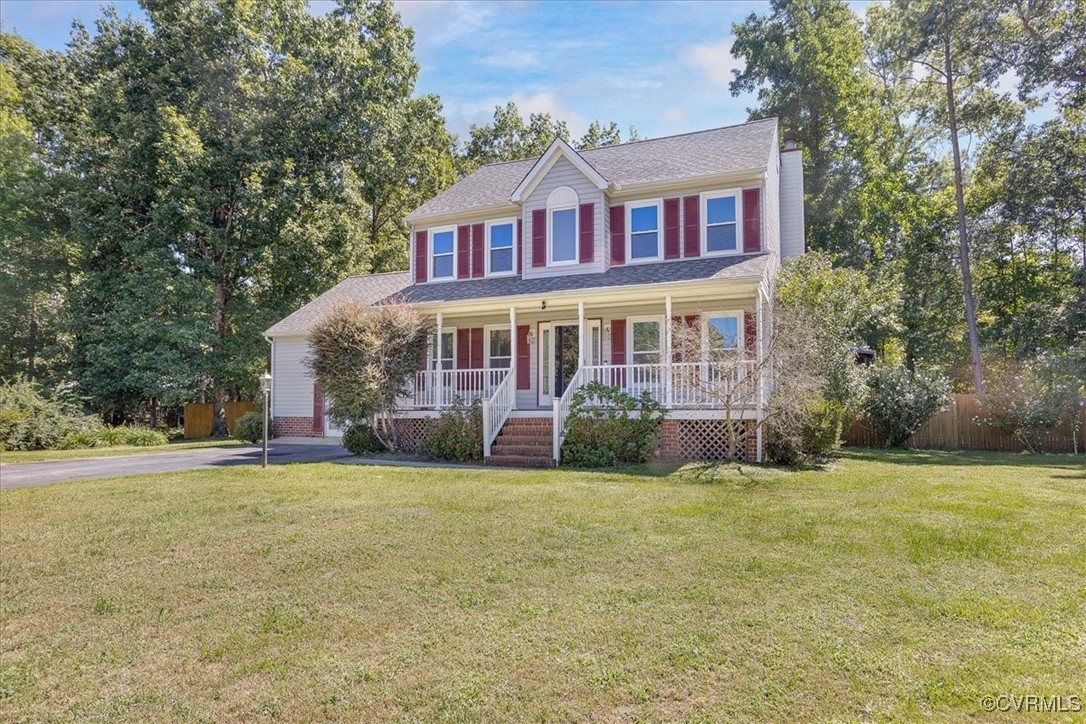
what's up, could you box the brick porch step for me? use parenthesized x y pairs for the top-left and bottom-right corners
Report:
(491, 443), (551, 457)
(486, 418), (554, 468)
(493, 433), (551, 445)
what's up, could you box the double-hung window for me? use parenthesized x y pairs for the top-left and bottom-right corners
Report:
(431, 329), (455, 370)
(487, 328), (512, 368)
(702, 190), (741, 254)
(547, 186), (578, 265)
(487, 219), (515, 276)
(627, 200), (661, 261)
(430, 227), (455, 280)
(704, 313), (742, 352)
(629, 317), (662, 365)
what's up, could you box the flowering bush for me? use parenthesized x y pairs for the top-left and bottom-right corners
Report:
(864, 363), (950, 447)
(980, 355), (1083, 453)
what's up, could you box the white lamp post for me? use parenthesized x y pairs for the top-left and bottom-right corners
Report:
(259, 372), (272, 468)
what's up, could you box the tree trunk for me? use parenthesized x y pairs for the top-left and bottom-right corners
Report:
(944, 32), (985, 395)
(149, 398), (159, 430)
(210, 279), (230, 437)
(27, 294), (38, 380)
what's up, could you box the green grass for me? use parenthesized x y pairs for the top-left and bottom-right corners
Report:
(1, 450), (1083, 721)
(0, 438), (246, 464)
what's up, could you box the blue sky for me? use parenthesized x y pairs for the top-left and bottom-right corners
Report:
(1, 0), (874, 141)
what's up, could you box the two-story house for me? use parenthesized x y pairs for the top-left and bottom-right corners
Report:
(265, 117), (805, 466)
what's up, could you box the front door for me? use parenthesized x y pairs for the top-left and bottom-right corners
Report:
(538, 321), (601, 406)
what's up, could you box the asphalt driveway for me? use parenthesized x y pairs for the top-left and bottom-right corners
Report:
(0, 439), (352, 490)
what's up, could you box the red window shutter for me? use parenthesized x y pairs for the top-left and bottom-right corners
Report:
(744, 312), (757, 352)
(312, 383), (323, 434)
(664, 198), (680, 259)
(469, 327), (484, 369)
(471, 222), (484, 277)
(578, 202), (594, 263)
(531, 209), (546, 268)
(611, 319), (626, 364)
(516, 218), (523, 274)
(456, 329), (470, 369)
(609, 204), (625, 265)
(743, 188), (761, 253)
(516, 325), (531, 390)
(457, 225), (471, 279)
(414, 230), (427, 283)
(683, 195), (700, 257)
(610, 318), (627, 387)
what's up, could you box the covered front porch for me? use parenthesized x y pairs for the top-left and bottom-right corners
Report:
(398, 277), (774, 463)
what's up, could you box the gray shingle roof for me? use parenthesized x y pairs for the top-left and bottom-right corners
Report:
(409, 118), (778, 220)
(264, 271), (411, 337)
(388, 254), (771, 305)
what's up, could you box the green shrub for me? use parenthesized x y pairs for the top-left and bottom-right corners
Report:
(765, 397), (849, 466)
(342, 421), (387, 456)
(561, 382), (666, 467)
(0, 377), (100, 451)
(418, 397), (483, 462)
(58, 426), (169, 449)
(864, 363), (950, 447)
(232, 411), (273, 443)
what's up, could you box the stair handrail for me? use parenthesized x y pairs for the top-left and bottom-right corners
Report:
(551, 366), (590, 464)
(482, 368), (516, 458)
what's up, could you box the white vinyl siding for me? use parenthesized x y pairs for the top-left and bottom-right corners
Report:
(523, 156), (605, 278)
(270, 337), (313, 417)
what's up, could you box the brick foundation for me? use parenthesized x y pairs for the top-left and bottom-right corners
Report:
(273, 416), (321, 438)
(657, 419), (759, 462)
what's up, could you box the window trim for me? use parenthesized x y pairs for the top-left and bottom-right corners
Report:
(484, 217), (517, 278)
(700, 188), (744, 257)
(702, 310), (745, 355)
(428, 225), (457, 282)
(430, 326), (457, 370)
(483, 324), (513, 369)
(625, 198), (663, 263)
(547, 187), (580, 267)
(626, 314), (664, 366)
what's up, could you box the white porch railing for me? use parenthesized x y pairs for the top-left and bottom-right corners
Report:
(551, 360), (763, 463)
(408, 368), (508, 409)
(577, 361), (760, 407)
(482, 369), (516, 457)
(552, 366), (590, 463)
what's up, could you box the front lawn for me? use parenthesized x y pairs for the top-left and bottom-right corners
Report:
(1, 451), (1083, 720)
(0, 438), (245, 464)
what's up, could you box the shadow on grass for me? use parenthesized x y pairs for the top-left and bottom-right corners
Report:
(841, 446), (1085, 470)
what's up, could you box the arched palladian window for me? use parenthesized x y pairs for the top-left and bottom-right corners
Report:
(547, 186), (578, 265)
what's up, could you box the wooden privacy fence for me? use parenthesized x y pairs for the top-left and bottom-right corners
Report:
(183, 401), (257, 439)
(846, 394), (1085, 453)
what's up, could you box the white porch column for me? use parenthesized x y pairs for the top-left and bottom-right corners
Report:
(755, 289), (764, 463)
(435, 312), (443, 410)
(664, 295), (673, 406)
(577, 301), (585, 368)
(509, 306), (517, 410)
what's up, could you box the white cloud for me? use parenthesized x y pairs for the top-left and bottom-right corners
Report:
(511, 91), (588, 136)
(683, 39), (744, 87)
(394, 0), (494, 46)
(664, 106), (689, 124)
